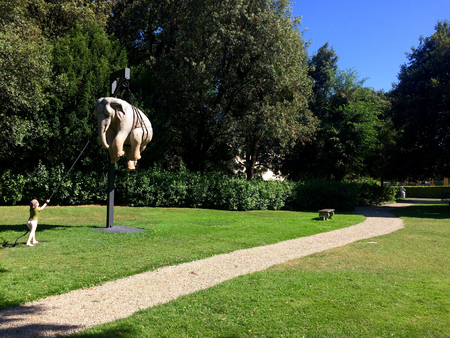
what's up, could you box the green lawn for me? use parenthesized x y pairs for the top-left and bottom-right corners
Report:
(71, 204), (450, 337)
(0, 205), (364, 310)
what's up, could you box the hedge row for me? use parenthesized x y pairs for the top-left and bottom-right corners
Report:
(115, 169), (295, 210)
(0, 164), (398, 211)
(0, 163), (107, 206)
(289, 180), (398, 211)
(402, 186), (450, 198)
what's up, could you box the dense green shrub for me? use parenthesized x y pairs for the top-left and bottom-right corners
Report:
(402, 186), (450, 198)
(0, 162), (107, 206)
(0, 165), (394, 211)
(116, 169), (190, 207)
(288, 180), (359, 211)
(205, 177), (295, 211)
(287, 180), (398, 211)
(115, 168), (294, 211)
(357, 182), (398, 206)
(0, 170), (26, 205)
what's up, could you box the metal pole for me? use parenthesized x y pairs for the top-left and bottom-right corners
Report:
(106, 68), (130, 228)
(106, 162), (115, 228)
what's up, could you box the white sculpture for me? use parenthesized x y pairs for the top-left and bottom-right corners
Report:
(94, 97), (153, 171)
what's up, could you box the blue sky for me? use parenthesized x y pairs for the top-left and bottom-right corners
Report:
(291, 0), (450, 92)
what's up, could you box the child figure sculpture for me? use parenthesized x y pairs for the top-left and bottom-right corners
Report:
(26, 199), (50, 246)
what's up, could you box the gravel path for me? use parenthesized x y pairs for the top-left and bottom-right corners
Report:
(0, 204), (408, 337)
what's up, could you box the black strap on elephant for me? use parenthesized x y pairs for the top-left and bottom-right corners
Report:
(131, 105), (150, 146)
(117, 81), (151, 148)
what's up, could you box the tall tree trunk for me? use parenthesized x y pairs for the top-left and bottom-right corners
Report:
(245, 138), (259, 180)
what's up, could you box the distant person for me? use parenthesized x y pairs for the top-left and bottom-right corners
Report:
(26, 199), (50, 246)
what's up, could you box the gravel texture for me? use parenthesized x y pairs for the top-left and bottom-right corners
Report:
(0, 204), (408, 337)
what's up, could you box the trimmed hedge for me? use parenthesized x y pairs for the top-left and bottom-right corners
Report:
(401, 186), (450, 198)
(0, 163), (107, 206)
(0, 164), (397, 211)
(357, 182), (398, 206)
(288, 180), (358, 211)
(287, 181), (397, 211)
(115, 170), (295, 210)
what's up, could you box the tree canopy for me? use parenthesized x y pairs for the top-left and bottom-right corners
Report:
(0, 0), (53, 168)
(110, 0), (316, 177)
(1, 0), (449, 189)
(390, 20), (450, 179)
(283, 48), (390, 181)
(0, 1), (126, 173)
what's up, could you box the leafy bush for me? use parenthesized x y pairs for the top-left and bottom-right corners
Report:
(0, 170), (26, 205)
(288, 180), (359, 211)
(0, 164), (394, 211)
(402, 186), (450, 198)
(114, 168), (294, 211)
(116, 168), (190, 207)
(0, 162), (107, 206)
(357, 182), (398, 206)
(287, 180), (397, 211)
(204, 176), (294, 211)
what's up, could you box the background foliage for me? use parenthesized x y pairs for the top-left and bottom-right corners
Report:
(0, 164), (396, 210)
(400, 186), (450, 199)
(0, 1), (449, 207)
(389, 20), (450, 180)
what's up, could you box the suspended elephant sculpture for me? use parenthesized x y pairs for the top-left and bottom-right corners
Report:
(94, 97), (153, 171)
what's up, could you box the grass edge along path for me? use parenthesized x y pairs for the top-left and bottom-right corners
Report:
(0, 206), (364, 310)
(0, 205), (403, 337)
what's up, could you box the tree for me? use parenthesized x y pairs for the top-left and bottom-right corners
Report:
(284, 68), (387, 181)
(109, 0), (316, 176)
(46, 22), (128, 171)
(390, 20), (450, 179)
(230, 1), (316, 179)
(0, 0), (127, 173)
(0, 0), (53, 170)
(308, 42), (339, 116)
(27, 0), (112, 40)
(365, 109), (397, 186)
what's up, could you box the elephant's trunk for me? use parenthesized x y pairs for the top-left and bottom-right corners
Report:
(98, 115), (111, 149)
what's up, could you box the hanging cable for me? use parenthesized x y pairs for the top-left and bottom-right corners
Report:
(47, 138), (91, 201)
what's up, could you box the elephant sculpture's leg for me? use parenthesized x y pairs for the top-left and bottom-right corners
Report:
(106, 130), (120, 163)
(129, 129), (143, 161)
(123, 146), (137, 171)
(127, 160), (137, 171)
(110, 130), (128, 163)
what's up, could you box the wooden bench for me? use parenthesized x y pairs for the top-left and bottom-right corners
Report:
(318, 209), (335, 221)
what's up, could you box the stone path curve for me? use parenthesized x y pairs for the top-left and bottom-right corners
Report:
(0, 204), (410, 337)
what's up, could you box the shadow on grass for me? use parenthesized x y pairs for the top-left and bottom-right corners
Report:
(311, 217), (341, 221)
(71, 324), (138, 338)
(389, 204), (450, 220)
(0, 304), (80, 338)
(0, 224), (73, 248)
(354, 206), (399, 219)
(0, 224), (73, 233)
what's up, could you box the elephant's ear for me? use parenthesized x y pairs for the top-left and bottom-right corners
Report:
(110, 101), (125, 122)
